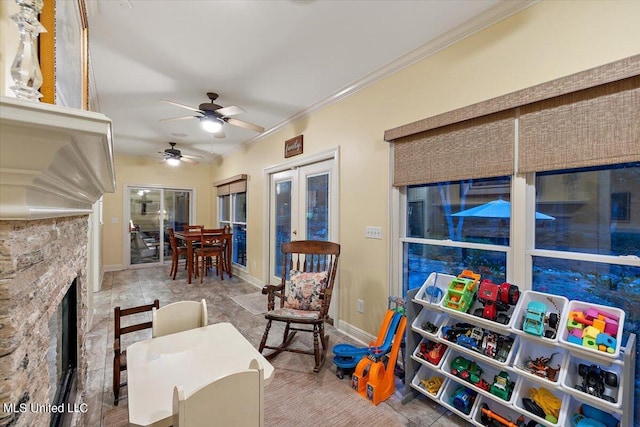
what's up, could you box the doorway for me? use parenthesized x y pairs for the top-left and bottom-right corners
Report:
(126, 186), (193, 267)
(267, 153), (338, 317)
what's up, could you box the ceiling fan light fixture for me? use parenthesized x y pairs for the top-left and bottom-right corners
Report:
(200, 116), (223, 133)
(166, 157), (180, 166)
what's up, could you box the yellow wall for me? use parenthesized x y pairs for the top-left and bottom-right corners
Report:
(102, 1), (640, 336)
(102, 155), (214, 267)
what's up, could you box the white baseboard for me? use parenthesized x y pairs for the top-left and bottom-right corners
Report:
(104, 264), (124, 272)
(233, 267), (264, 291)
(335, 319), (375, 347)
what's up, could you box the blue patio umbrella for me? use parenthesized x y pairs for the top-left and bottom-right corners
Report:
(451, 199), (555, 220)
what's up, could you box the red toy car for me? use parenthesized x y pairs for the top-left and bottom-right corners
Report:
(418, 341), (447, 365)
(473, 279), (520, 324)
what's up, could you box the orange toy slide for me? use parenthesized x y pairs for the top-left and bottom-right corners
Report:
(355, 314), (407, 405)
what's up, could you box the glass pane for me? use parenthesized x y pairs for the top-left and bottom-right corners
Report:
(164, 190), (190, 257)
(306, 173), (329, 241)
(234, 192), (246, 222)
(232, 224), (246, 267)
(274, 180), (292, 279)
(536, 162), (640, 256)
(407, 177), (511, 245)
(219, 195), (230, 222)
(532, 256), (640, 409)
(403, 242), (506, 297)
(129, 188), (161, 265)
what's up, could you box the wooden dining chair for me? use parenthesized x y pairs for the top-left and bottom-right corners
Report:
(194, 229), (226, 283)
(152, 299), (208, 338)
(113, 299), (160, 405)
(259, 240), (340, 372)
(172, 359), (264, 427)
(168, 227), (188, 280)
(184, 224), (204, 231)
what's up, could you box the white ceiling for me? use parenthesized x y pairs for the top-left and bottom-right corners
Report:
(87, 0), (529, 163)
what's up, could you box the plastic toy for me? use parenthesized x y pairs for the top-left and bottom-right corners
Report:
(490, 370), (515, 401)
(450, 386), (476, 415)
(420, 376), (443, 395)
(449, 356), (490, 391)
(335, 298), (405, 379)
(522, 300), (559, 339)
(479, 403), (537, 427)
(473, 279), (520, 324)
(518, 353), (561, 382)
(524, 387), (561, 423)
(572, 404), (620, 427)
(416, 340), (447, 365)
(420, 320), (439, 334)
(441, 322), (515, 363)
(423, 285), (444, 304)
(443, 270), (480, 313)
(575, 363), (618, 403)
(567, 308), (620, 354)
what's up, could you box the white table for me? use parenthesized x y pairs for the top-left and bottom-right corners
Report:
(127, 322), (274, 426)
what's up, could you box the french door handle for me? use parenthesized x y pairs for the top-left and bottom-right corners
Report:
(292, 230), (297, 235)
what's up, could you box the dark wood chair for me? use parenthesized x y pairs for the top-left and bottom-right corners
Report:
(194, 229), (226, 283)
(259, 240), (340, 372)
(113, 299), (159, 405)
(168, 227), (188, 279)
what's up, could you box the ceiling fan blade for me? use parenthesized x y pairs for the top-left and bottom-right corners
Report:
(215, 105), (245, 117)
(225, 117), (265, 133)
(180, 157), (199, 165)
(181, 153), (204, 160)
(159, 115), (197, 122)
(162, 99), (203, 113)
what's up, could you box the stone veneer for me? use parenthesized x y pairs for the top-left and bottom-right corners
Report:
(0, 216), (89, 427)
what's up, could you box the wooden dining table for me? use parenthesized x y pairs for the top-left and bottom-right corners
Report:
(173, 229), (233, 284)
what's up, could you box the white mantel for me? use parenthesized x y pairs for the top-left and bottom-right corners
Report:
(0, 96), (116, 219)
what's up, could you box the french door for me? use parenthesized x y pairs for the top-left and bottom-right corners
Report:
(269, 159), (337, 282)
(126, 186), (193, 267)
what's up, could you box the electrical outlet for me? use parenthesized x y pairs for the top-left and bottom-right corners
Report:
(365, 226), (382, 239)
(357, 299), (365, 313)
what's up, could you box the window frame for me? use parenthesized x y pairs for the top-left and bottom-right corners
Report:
(218, 191), (247, 268)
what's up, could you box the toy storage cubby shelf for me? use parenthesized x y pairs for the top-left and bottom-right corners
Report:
(402, 281), (636, 427)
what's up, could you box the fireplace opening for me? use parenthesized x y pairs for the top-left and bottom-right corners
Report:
(47, 279), (78, 427)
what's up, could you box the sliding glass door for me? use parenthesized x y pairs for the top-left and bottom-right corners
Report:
(127, 186), (192, 266)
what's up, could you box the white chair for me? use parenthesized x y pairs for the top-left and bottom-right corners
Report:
(152, 299), (208, 338)
(172, 359), (264, 427)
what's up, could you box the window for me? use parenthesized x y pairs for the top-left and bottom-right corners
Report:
(402, 177), (511, 295)
(215, 175), (248, 267)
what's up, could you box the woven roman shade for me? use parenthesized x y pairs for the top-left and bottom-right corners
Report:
(392, 110), (515, 186)
(214, 174), (247, 196)
(519, 75), (640, 173)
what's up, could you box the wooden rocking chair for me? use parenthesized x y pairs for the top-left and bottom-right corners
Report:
(259, 240), (340, 372)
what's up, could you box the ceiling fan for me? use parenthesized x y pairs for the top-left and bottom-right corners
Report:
(160, 92), (265, 137)
(158, 142), (200, 166)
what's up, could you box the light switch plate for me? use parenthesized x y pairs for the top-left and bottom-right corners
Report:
(365, 226), (382, 239)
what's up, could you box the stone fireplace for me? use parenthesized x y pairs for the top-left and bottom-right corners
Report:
(0, 216), (90, 426)
(0, 98), (115, 426)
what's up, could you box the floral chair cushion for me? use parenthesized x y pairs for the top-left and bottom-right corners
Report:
(283, 270), (328, 311)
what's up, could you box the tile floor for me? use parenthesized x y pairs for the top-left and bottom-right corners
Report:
(84, 264), (472, 426)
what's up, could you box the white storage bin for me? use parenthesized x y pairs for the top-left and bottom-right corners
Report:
(561, 396), (621, 427)
(410, 364), (447, 400)
(512, 290), (568, 344)
(559, 299), (625, 361)
(560, 353), (623, 409)
(438, 317), (518, 366)
(513, 377), (569, 427)
(414, 272), (455, 307)
(411, 308), (447, 339)
(471, 394), (539, 427)
(411, 337), (449, 369)
(512, 338), (567, 386)
(439, 377), (479, 418)
(443, 349), (518, 405)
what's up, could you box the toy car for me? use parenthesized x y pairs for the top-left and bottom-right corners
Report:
(417, 340), (447, 365)
(522, 301), (558, 338)
(575, 363), (618, 403)
(473, 279), (520, 324)
(490, 371), (514, 401)
(450, 356), (490, 390)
